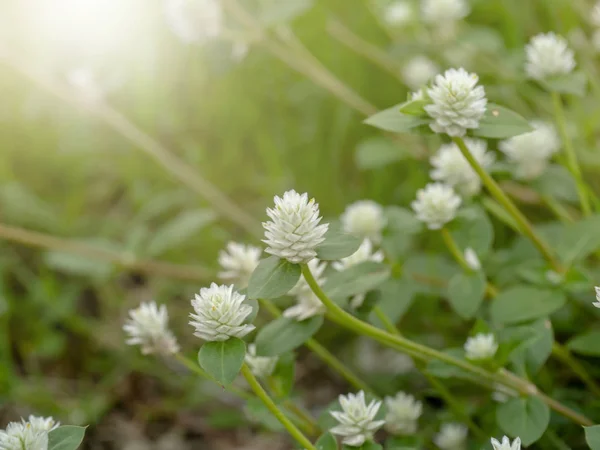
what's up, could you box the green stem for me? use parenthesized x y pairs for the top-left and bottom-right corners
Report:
(440, 228), (471, 272)
(452, 137), (563, 273)
(281, 399), (320, 437)
(241, 364), (316, 450)
(373, 306), (400, 335)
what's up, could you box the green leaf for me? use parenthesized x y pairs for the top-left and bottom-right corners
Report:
(496, 397), (550, 446)
(490, 286), (566, 325)
(245, 397), (284, 431)
(316, 229), (362, 260)
(247, 256), (301, 299)
(146, 209), (216, 256)
(198, 338), (246, 385)
(343, 442), (382, 450)
(541, 71), (587, 96)
(369, 279), (417, 326)
(567, 330), (600, 356)
(472, 103), (533, 139)
(544, 214), (600, 265)
(364, 104), (430, 133)
(355, 137), (407, 170)
(382, 207), (423, 259)
(501, 319), (554, 375)
(426, 348), (470, 379)
(48, 426), (87, 450)
(323, 262), (390, 299)
(270, 352), (296, 399)
(255, 316), (323, 356)
(44, 251), (113, 281)
(316, 432), (338, 450)
(447, 272), (486, 319)
(585, 425), (600, 450)
(258, 0), (313, 26)
(532, 165), (579, 203)
(398, 99), (429, 116)
(451, 206), (494, 257)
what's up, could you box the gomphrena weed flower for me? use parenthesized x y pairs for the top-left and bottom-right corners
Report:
(164, 0), (222, 45)
(593, 286), (600, 308)
(411, 183), (462, 230)
(421, 0), (470, 25)
(425, 68), (487, 137)
(26, 417), (59, 433)
(218, 242), (262, 289)
(384, 392), (423, 435)
(0, 416), (58, 450)
(491, 436), (521, 450)
(384, 1), (414, 27)
(330, 391), (385, 446)
(123, 302), (180, 355)
(341, 200), (387, 244)
(189, 283), (255, 341)
(464, 333), (498, 361)
(402, 56), (440, 90)
(434, 423), (467, 450)
(263, 190), (329, 264)
(525, 32), (575, 80)
(245, 344), (278, 378)
(464, 248), (481, 271)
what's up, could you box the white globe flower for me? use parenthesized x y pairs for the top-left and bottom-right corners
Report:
(464, 333), (498, 360)
(341, 200), (387, 244)
(411, 183), (462, 230)
(330, 391), (385, 447)
(164, 0), (222, 44)
(434, 423), (467, 450)
(593, 286), (600, 308)
(263, 190), (329, 264)
(430, 138), (494, 196)
(525, 32), (576, 80)
(26, 417), (59, 433)
(464, 248), (481, 271)
(218, 242), (262, 289)
(283, 291), (326, 321)
(421, 0), (470, 24)
(123, 302), (180, 355)
(245, 344), (278, 378)
(189, 283), (255, 341)
(491, 436), (521, 450)
(384, 392), (423, 435)
(592, 2), (600, 27)
(0, 420), (49, 450)
(402, 56), (439, 90)
(425, 68), (487, 137)
(384, 1), (414, 26)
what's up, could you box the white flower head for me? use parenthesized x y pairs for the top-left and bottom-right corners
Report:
(218, 242), (262, 289)
(464, 248), (481, 270)
(430, 138), (494, 196)
(491, 436), (521, 450)
(464, 333), (498, 360)
(341, 200), (387, 244)
(263, 190), (329, 264)
(592, 2), (600, 26)
(330, 391), (385, 447)
(402, 56), (440, 90)
(525, 32), (575, 80)
(0, 420), (49, 450)
(164, 0), (222, 44)
(26, 417), (59, 433)
(123, 302), (180, 355)
(499, 121), (560, 180)
(434, 423), (467, 450)
(593, 286), (600, 308)
(421, 0), (470, 25)
(283, 290), (326, 321)
(66, 68), (104, 104)
(384, 392), (423, 435)
(245, 344), (278, 378)
(411, 183), (462, 230)
(425, 68), (487, 137)
(189, 283), (255, 341)
(384, 1), (414, 26)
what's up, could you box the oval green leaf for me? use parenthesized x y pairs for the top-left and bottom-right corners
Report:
(490, 286), (566, 325)
(247, 256), (301, 299)
(316, 229), (362, 260)
(255, 316), (323, 356)
(567, 330), (600, 356)
(198, 338), (246, 386)
(48, 426), (87, 450)
(585, 425), (600, 450)
(355, 137), (407, 170)
(541, 71), (587, 97)
(496, 397), (550, 446)
(472, 103), (533, 139)
(363, 104), (430, 133)
(316, 432), (338, 450)
(323, 262), (391, 299)
(447, 272), (486, 319)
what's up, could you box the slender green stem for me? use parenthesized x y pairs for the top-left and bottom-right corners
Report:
(373, 306), (400, 335)
(281, 399), (320, 437)
(452, 137), (563, 273)
(440, 228), (471, 272)
(551, 343), (600, 398)
(242, 364), (316, 450)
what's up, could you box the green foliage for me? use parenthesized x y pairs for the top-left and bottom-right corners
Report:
(254, 316), (323, 356)
(585, 425), (600, 450)
(496, 397), (550, 446)
(323, 262), (390, 299)
(472, 104), (533, 139)
(48, 426), (87, 450)
(270, 352), (296, 399)
(446, 272), (486, 319)
(355, 138), (408, 170)
(316, 229), (362, 260)
(568, 330), (600, 356)
(541, 72), (587, 97)
(363, 105), (430, 133)
(490, 286), (566, 325)
(247, 257), (301, 299)
(198, 338), (246, 386)
(316, 432), (338, 450)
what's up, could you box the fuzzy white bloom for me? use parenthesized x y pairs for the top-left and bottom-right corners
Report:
(218, 242), (262, 289)
(26, 417), (59, 434)
(66, 68), (104, 104)
(330, 391), (385, 447)
(123, 302), (180, 355)
(464, 247), (481, 270)
(464, 333), (498, 360)
(384, 392), (423, 435)
(592, 2), (600, 27)
(593, 286), (600, 308)
(384, 1), (414, 26)
(164, 0), (222, 44)
(430, 138), (494, 196)
(245, 344), (278, 378)
(434, 423), (467, 450)
(421, 0), (470, 24)
(341, 200), (387, 244)
(491, 436), (521, 450)
(0, 419), (50, 450)
(189, 283), (255, 341)
(425, 68), (487, 137)
(525, 33), (575, 80)
(402, 56), (439, 90)
(411, 183), (461, 230)
(263, 190), (329, 264)
(499, 121), (560, 180)
(283, 291), (326, 321)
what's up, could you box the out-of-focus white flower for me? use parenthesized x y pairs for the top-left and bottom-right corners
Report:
(464, 248), (481, 270)
(592, 29), (600, 52)
(245, 344), (278, 378)
(263, 190), (329, 264)
(123, 302), (180, 355)
(425, 68), (487, 137)
(283, 291), (326, 321)
(411, 183), (462, 230)
(164, 0), (222, 44)
(592, 2), (600, 27)
(464, 333), (498, 360)
(218, 242), (262, 289)
(384, 392), (423, 435)
(434, 423), (467, 450)
(421, 0), (470, 25)
(0, 420), (49, 450)
(290, 259), (327, 296)
(384, 1), (414, 26)
(330, 391), (385, 447)
(491, 436), (521, 450)
(525, 32), (575, 80)
(499, 121), (560, 181)
(491, 383), (518, 403)
(355, 339), (415, 374)
(189, 284), (255, 341)
(593, 286), (600, 308)
(66, 68), (104, 104)
(402, 56), (439, 90)
(430, 138), (494, 196)
(26, 417), (59, 433)
(341, 200), (387, 244)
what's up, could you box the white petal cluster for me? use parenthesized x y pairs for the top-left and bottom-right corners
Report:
(341, 200), (387, 244)
(430, 138), (494, 196)
(189, 284), (255, 341)
(284, 259), (327, 321)
(464, 248), (481, 271)
(384, 392), (423, 435)
(421, 0), (470, 25)
(25, 417), (59, 434)
(0, 416), (59, 450)
(434, 423), (467, 450)
(491, 436), (521, 450)
(245, 344), (278, 378)
(218, 242), (262, 289)
(164, 0), (222, 44)
(123, 302), (180, 355)
(66, 68), (104, 104)
(330, 391), (385, 447)
(411, 183), (462, 230)
(263, 190), (329, 264)
(499, 121), (560, 180)
(425, 68), (487, 137)
(402, 56), (439, 90)
(384, 1), (414, 27)
(525, 33), (575, 80)
(464, 333), (498, 361)
(593, 286), (600, 308)
(592, 2), (600, 27)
